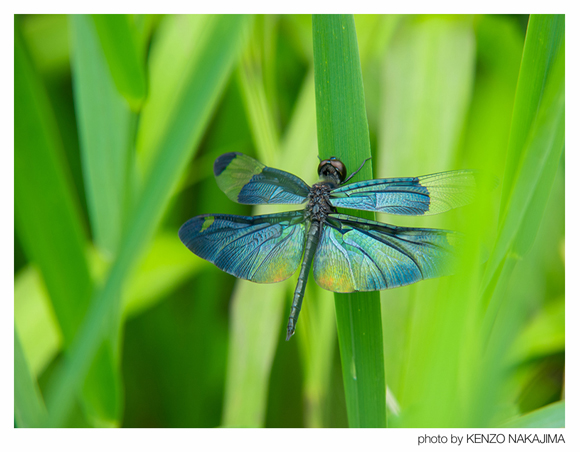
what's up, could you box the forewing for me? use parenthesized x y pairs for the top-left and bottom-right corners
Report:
(330, 170), (485, 215)
(179, 211), (306, 283)
(313, 214), (462, 293)
(214, 152), (310, 205)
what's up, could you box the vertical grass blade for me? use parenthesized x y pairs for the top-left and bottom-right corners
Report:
(70, 14), (134, 426)
(379, 16), (475, 176)
(15, 25), (93, 347)
(135, 14), (206, 179)
(313, 14), (387, 428)
(91, 14), (147, 110)
(483, 15), (565, 335)
(499, 15), (564, 213)
(14, 328), (47, 427)
(376, 16), (477, 427)
(43, 14), (251, 427)
(70, 14), (133, 258)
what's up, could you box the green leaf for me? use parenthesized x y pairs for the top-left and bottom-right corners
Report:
(501, 401), (564, 428)
(221, 282), (287, 427)
(376, 16), (478, 427)
(135, 14), (207, 178)
(297, 279), (337, 427)
(14, 267), (63, 377)
(14, 328), (47, 427)
(91, 14), (147, 110)
(123, 231), (206, 318)
(236, 36), (279, 164)
(509, 297), (564, 364)
(19, 14), (70, 76)
(499, 15), (564, 213)
(43, 14), (251, 427)
(379, 16), (475, 177)
(69, 15), (134, 425)
(483, 15), (564, 336)
(14, 229), (205, 385)
(15, 22), (93, 347)
(313, 14), (387, 428)
(70, 14), (134, 258)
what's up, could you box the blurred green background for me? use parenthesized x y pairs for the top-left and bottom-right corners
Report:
(14, 14), (564, 428)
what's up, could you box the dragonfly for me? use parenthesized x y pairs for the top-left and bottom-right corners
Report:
(179, 152), (484, 341)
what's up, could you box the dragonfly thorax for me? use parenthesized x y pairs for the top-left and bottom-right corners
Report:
(306, 182), (336, 222)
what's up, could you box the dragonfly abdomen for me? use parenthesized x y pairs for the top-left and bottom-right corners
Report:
(286, 220), (321, 340)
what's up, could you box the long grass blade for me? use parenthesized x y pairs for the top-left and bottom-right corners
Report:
(313, 14), (386, 428)
(91, 14), (147, 110)
(135, 14), (207, 179)
(15, 230), (205, 384)
(501, 401), (564, 428)
(499, 15), (564, 213)
(43, 14), (251, 426)
(70, 15), (134, 258)
(483, 15), (565, 338)
(15, 23), (93, 348)
(376, 16), (477, 427)
(70, 15), (135, 425)
(14, 328), (47, 427)
(14, 267), (63, 378)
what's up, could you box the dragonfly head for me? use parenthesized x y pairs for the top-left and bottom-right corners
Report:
(318, 157), (347, 184)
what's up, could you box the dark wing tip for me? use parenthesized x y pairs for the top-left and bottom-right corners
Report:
(178, 218), (196, 245)
(214, 152), (243, 177)
(178, 216), (208, 246)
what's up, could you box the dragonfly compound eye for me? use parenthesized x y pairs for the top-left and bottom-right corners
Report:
(318, 158), (347, 182)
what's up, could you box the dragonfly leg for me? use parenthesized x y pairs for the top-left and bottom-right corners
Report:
(342, 156), (372, 184)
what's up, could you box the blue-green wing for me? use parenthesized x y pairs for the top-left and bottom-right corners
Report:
(330, 170), (484, 215)
(214, 152), (310, 205)
(179, 211), (306, 283)
(313, 214), (462, 293)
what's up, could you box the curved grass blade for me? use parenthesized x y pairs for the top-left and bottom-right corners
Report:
(43, 14), (251, 427)
(499, 15), (564, 213)
(70, 14), (135, 426)
(313, 14), (386, 428)
(91, 14), (147, 110)
(135, 14), (207, 179)
(482, 15), (565, 339)
(15, 266), (62, 377)
(500, 401), (564, 428)
(15, 23), (93, 349)
(70, 14), (133, 259)
(14, 328), (47, 427)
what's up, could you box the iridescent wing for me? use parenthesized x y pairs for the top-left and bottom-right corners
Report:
(214, 152), (310, 205)
(179, 211), (306, 283)
(330, 170), (485, 215)
(313, 214), (462, 292)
